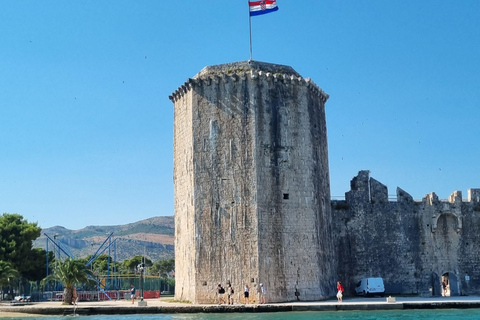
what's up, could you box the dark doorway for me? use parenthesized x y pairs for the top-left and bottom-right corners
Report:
(431, 273), (440, 296)
(442, 272), (458, 296)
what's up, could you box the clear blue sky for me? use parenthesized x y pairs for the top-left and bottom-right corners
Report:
(1, 1), (479, 230)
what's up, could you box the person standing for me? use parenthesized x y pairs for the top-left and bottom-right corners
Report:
(227, 283), (234, 305)
(130, 284), (136, 304)
(72, 287), (78, 305)
(217, 284), (225, 305)
(244, 284), (250, 304)
(337, 281), (344, 303)
(259, 283), (267, 304)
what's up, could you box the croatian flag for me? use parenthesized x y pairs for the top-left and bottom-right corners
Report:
(249, 0), (278, 16)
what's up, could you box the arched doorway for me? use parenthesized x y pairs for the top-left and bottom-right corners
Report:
(430, 273), (441, 296)
(442, 272), (458, 296)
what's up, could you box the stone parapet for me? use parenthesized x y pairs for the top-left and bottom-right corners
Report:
(169, 60), (329, 103)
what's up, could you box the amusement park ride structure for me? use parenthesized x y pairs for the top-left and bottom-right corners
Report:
(44, 232), (119, 300)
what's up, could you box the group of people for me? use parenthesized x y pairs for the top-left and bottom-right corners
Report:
(217, 283), (267, 305)
(134, 281), (343, 305)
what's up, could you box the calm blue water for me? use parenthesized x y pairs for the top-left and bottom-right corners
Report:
(4, 309), (480, 320)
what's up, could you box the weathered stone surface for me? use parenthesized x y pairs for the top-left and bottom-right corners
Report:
(333, 170), (480, 297)
(171, 61), (334, 303)
(170, 61), (480, 303)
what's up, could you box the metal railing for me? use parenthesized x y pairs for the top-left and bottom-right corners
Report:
(42, 290), (160, 302)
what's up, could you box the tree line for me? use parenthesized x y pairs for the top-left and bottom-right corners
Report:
(0, 213), (174, 304)
(78, 253), (175, 278)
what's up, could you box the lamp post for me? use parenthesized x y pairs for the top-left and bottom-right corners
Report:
(137, 263), (147, 306)
(159, 272), (162, 294)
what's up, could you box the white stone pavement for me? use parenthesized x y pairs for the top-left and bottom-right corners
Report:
(4, 295), (480, 308)
(2, 295), (480, 316)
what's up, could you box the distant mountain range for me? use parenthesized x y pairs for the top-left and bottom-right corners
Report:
(33, 216), (174, 262)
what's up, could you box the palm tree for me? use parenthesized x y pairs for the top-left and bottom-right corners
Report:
(0, 260), (19, 288)
(43, 258), (94, 305)
(0, 260), (19, 300)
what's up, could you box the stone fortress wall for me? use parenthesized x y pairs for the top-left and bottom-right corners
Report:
(332, 170), (480, 297)
(170, 61), (336, 304)
(170, 60), (480, 303)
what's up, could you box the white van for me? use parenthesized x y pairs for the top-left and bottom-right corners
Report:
(355, 277), (385, 296)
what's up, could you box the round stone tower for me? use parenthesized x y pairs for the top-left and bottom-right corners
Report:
(169, 60), (336, 303)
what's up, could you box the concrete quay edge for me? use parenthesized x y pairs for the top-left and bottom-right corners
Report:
(2, 297), (480, 316)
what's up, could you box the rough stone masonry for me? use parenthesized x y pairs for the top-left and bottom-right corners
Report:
(170, 61), (336, 303)
(332, 170), (480, 297)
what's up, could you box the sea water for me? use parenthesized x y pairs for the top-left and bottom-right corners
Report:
(4, 309), (480, 320)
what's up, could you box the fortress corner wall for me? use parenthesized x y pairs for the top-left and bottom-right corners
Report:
(171, 88), (197, 302)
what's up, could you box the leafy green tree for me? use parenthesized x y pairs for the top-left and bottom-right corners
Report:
(0, 213), (48, 281)
(0, 260), (19, 287)
(150, 259), (174, 277)
(91, 254), (120, 274)
(43, 258), (95, 305)
(78, 254), (120, 276)
(162, 277), (175, 294)
(23, 248), (53, 281)
(120, 255), (152, 274)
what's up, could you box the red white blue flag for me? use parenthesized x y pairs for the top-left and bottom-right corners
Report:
(249, 0), (278, 16)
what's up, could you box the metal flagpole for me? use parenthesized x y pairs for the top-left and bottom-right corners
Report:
(248, 1), (253, 60)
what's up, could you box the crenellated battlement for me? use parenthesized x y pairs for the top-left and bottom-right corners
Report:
(333, 170), (480, 297)
(169, 60), (329, 103)
(342, 170), (479, 206)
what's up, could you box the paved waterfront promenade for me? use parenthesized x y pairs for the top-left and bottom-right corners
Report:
(2, 296), (480, 317)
